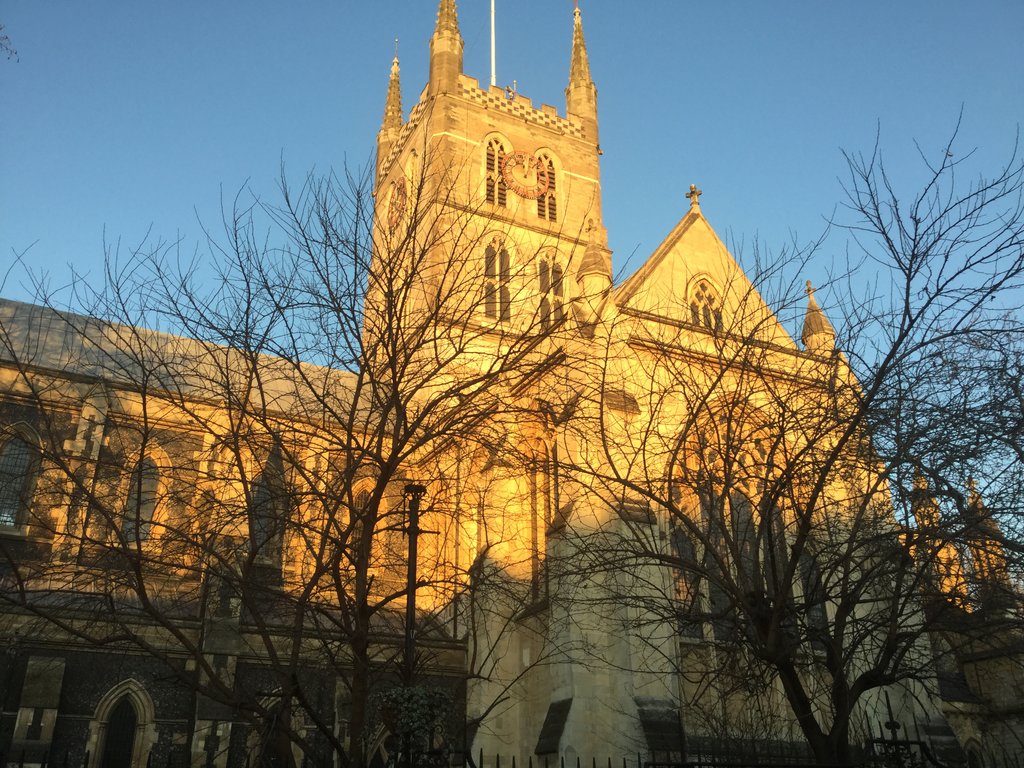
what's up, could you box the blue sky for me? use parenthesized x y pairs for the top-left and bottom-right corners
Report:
(2, 1), (1022, 311)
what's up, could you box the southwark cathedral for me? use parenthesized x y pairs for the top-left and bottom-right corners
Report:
(1, 2), (1021, 767)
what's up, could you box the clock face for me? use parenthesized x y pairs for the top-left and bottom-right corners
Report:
(387, 179), (407, 232)
(501, 151), (551, 200)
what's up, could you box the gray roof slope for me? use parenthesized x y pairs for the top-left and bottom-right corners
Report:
(0, 298), (367, 420)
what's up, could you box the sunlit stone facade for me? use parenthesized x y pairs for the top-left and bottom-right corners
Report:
(1, 3), (1020, 768)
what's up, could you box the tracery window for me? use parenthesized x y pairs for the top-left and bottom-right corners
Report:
(689, 279), (723, 332)
(0, 432), (38, 527)
(484, 239), (511, 322)
(536, 154), (557, 222)
(485, 139), (508, 207)
(538, 254), (564, 330)
(123, 456), (159, 541)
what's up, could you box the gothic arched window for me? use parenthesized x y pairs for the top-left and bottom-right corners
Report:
(0, 432), (38, 527)
(486, 139), (508, 207)
(484, 239), (511, 322)
(253, 700), (297, 768)
(538, 254), (564, 330)
(536, 154), (557, 222)
(731, 491), (758, 586)
(529, 441), (557, 601)
(689, 279), (723, 332)
(670, 525), (703, 638)
(123, 456), (159, 542)
(249, 448), (286, 564)
(800, 551), (828, 639)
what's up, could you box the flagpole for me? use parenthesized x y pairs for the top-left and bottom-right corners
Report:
(490, 0), (496, 87)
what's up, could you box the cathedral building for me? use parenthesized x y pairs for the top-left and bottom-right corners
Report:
(0, 2), (1020, 767)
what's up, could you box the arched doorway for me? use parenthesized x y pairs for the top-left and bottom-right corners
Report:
(86, 679), (156, 768)
(101, 697), (138, 768)
(246, 700), (299, 768)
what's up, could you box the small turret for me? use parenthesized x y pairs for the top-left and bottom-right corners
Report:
(965, 478), (1012, 608)
(566, 4), (599, 144)
(382, 55), (402, 134)
(577, 219), (613, 297)
(911, 472), (940, 530)
(801, 281), (836, 355)
(376, 53), (403, 182)
(910, 472), (970, 605)
(429, 0), (463, 95)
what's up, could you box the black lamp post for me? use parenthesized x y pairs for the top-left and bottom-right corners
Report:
(402, 483), (427, 768)
(403, 483), (427, 686)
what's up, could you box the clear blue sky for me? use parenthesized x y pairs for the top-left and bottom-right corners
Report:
(2, 1), (1022, 308)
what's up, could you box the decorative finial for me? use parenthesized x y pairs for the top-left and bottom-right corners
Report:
(686, 184), (703, 210)
(801, 277), (836, 354)
(435, 0), (460, 35)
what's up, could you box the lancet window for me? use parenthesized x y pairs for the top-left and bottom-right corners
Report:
(800, 551), (828, 640)
(249, 448), (286, 564)
(484, 239), (511, 322)
(538, 254), (564, 330)
(0, 431), (38, 527)
(670, 523), (704, 638)
(529, 440), (557, 602)
(486, 139), (508, 207)
(536, 154), (557, 222)
(689, 279), (723, 332)
(123, 456), (159, 541)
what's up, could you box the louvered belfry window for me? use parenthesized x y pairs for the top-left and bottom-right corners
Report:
(536, 155), (557, 222)
(486, 139), (508, 207)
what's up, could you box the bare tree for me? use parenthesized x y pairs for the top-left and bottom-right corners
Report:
(0, 23), (16, 61)
(0, 158), (577, 768)
(555, 129), (1024, 764)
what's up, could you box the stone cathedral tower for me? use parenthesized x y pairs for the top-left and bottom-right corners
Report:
(369, 2), (646, 758)
(373, 0), (613, 339)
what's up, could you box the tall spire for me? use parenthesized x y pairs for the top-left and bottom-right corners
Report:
(569, 5), (593, 86)
(429, 0), (464, 93)
(382, 54), (402, 134)
(376, 49), (404, 184)
(801, 281), (836, 354)
(566, 4), (599, 144)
